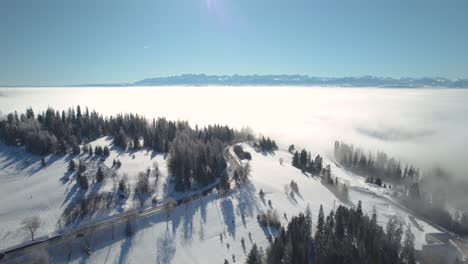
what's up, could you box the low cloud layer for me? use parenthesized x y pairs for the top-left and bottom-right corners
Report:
(0, 86), (467, 181)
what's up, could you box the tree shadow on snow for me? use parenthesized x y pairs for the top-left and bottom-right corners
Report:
(220, 197), (236, 239)
(234, 180), (261, 220)
(156, 229), (176, 264)
(118, 234), (134, 264)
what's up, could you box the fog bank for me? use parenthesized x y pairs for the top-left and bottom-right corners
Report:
(1, 86), (467, 179)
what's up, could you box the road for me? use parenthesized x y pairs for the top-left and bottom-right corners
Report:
(0, 146), (241, 262)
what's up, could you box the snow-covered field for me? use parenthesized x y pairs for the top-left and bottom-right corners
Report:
(1, 143), (441, 263)
(0, 137), (170, 251)
(1, 86), (463, 262)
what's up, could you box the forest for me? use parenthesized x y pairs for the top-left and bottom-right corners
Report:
(245, 202), (415, 264)
(334, 141), (420, 184)
(334, 141), (468, 236)
(0, 106), (251, 192)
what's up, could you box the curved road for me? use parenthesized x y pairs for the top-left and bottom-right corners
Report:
(0, 146), (241, 262)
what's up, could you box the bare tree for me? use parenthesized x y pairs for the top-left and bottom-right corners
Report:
(135, 172), (150, 207)
(152, 161), (160, 178)
(242, 162), (251, 179)
(22, 216), (41, 241)
(118, 174), (130, 198)
(112, 173), (118, 192)
(279, 157), (284, 165)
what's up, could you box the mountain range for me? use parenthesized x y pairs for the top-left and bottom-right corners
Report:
(133, 74), (468, 88)
(44, 74), (468, 88)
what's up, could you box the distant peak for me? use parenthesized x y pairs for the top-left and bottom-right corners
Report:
(132, 74), (468, 88)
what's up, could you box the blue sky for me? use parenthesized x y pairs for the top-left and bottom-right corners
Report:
(1, 0), (468, 86)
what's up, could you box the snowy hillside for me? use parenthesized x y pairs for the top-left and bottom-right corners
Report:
(1, 143), (441, 263)
(0, 137), (170, 251)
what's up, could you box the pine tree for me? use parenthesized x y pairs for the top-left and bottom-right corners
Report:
(133, 136), (140, 149)
(292, 151), (299, 168)
(103, 146), (110, 157)
(357, 200), (363, 217)
(96, 166), (104, 182)
(68, 160), (76, 172)
(72, 144), (81, 155)
(402, 225), (415, 264)
(314, 204), (325, 262)
(77, 171), (89, 189)
(246, 244), (262, 264)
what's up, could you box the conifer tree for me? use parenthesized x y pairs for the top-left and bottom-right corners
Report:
(96, 166), (104, 182)
(402, 225), (416, 264)
(246, 244), (263, 264)
(68, 160), (76, 172)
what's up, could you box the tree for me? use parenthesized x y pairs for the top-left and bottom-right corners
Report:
(72, 144), (81, 155)
(78, 160), (86, 173)
(153, 161), (160, 178)
(41, 157), (46, 166)
(292, 151), (299, 168)
(357, 200), (363, 217)
(279, 157), (284, 165)
(103, 146), (110, 157)
(259, 189), (265, 200)
(133, 136), (140, 149)
(246, 244), (263, 264)
(242, 162), (251, 180)
(96, 166), (104, 182)
(22, 216), (41, 241)
(402, 225), (416, 264)
(68, 160), (76, 172)
(77, 171), (89, 189)
(220, 173), (231, 193)
(135, 172), (150, 207)
(375, 177), (382, 187)
(118, 175), (130, 198)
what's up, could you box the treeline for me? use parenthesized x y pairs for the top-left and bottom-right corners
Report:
(0, 107), (251, 192)
(0, 106), (247, 155)
(291, 148), (323, 174)
(254, 136), (278, 152)
(246, 203), (415, 264)
(334, 141), (420, 183)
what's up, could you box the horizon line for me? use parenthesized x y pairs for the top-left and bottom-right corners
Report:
(1, 74), (468, 88)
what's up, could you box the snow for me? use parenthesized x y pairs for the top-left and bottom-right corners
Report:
(11, 144), (339, 264)
(0, 144), (69, 250)
(0, 137), (170, 251)
(1, 143), (442, 263)
(326, 156), (441, 249)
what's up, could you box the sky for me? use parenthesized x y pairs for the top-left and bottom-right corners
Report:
(1, 0), (468, 86)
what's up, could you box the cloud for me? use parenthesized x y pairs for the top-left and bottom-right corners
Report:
(355, 126), (435, 141)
